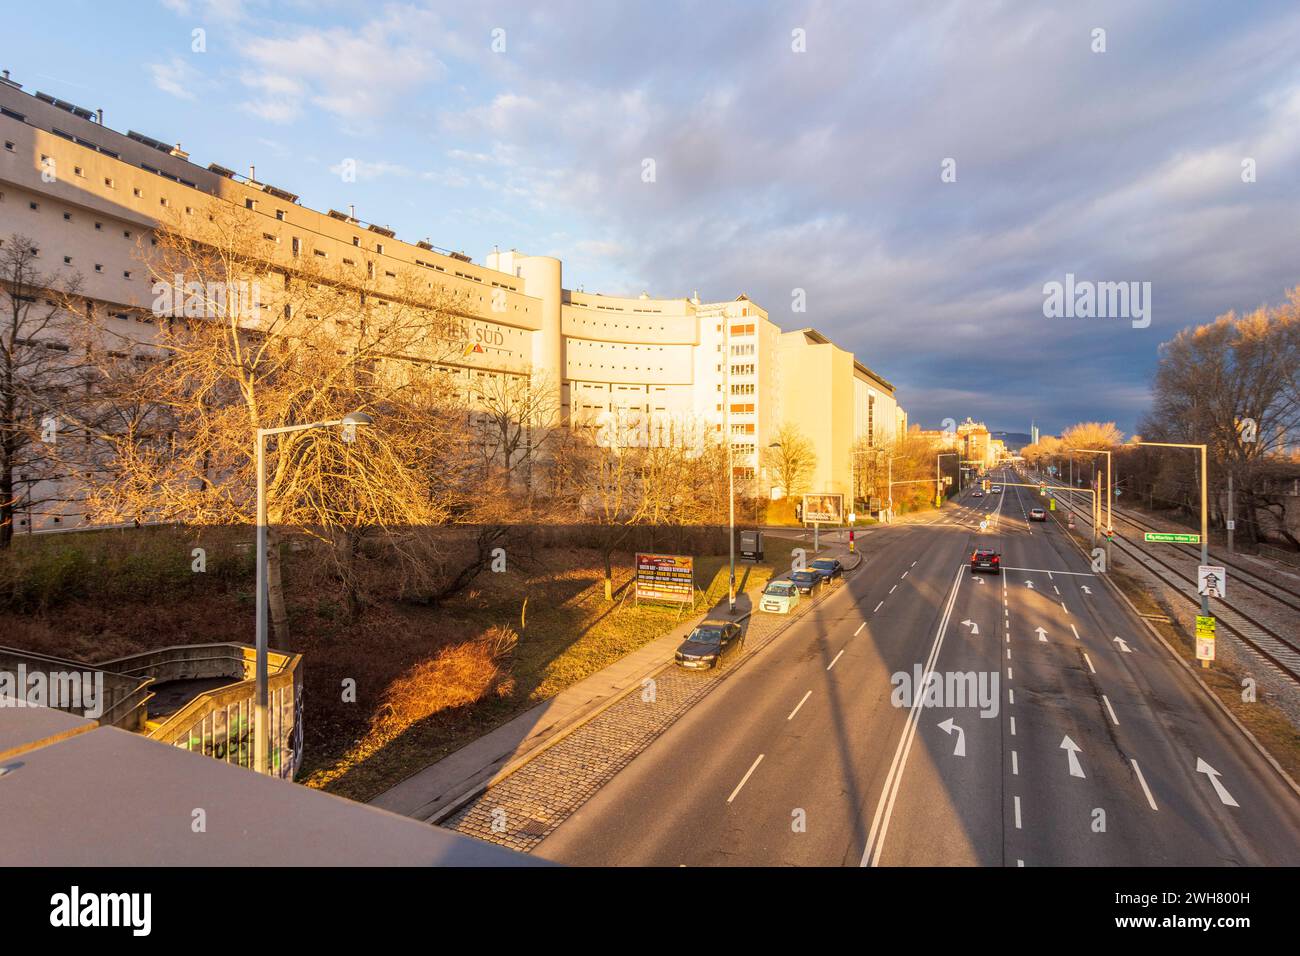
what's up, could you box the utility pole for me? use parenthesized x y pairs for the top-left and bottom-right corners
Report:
(1227, 471), (1235, 555)
(725, 315), (735, 615)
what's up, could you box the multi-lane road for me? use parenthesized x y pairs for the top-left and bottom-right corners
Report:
(537, 470), (1300, 866)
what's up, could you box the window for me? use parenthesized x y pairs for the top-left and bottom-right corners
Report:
(104, 177), (115, 188)
(123, 230), (132, 238)
(159, 197), (169, 207)
(730, 403), (755, 414)
(3, 141), (13, 151)
(94, 222), (102, 230)
(74, 166), (84, 177)
(352, 237), (360, 247)
(291, 237), (300, 257)
(63, 256), (72, 264)
(63, 212), (72, 221)
(94, 264), (103, 273)
(276, 209), (285, 221)
(314, 250), (327, 258)
(133, 187), (142, 198)
(375, 243), (384, 254)
(123, 271), (132, 279)
(29, 201), (38, 211)
(730, 323), (755, 336)
(245, 198), (256, 210)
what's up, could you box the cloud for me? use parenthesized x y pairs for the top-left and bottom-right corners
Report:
(237, 4), (447, 123)
(148, 56), (200, 100)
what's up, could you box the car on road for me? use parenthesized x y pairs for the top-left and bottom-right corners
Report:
(991, 485), (1002, 493)
(1029, 507), (1047, 521)
(972, 489), (984, 498)
(789, 569), (822, 595)
(970, 548), (1001, 572)
(674, 620), (744, 669)
(759, 580), (800, 614)
(810, 558), (843, 582)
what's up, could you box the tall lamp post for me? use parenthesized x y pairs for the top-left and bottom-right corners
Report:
(1131, 440), (1210, 619)
(254, 410), (373, 775)
(1076, 448), (1113, 567)
(936, 452), (957, 507)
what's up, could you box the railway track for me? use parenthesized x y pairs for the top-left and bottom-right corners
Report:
(1036, 476), (1300, 685)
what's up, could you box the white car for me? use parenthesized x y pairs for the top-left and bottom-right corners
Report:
(991, 485), (1002, 493)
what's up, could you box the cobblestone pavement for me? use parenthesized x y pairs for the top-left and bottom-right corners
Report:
(442, 562), (858, 852)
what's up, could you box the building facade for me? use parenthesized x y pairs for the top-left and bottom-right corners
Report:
(0, 74), (902, 529)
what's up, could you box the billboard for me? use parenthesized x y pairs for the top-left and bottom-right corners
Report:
(635, 553), (695, 604)
(802, 493), (844, 524)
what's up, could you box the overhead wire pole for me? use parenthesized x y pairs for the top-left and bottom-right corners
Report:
(1133, 441), (1211, 618)
(1076, 448), (1113, 569)
(936, 452), (957, 508)
(725, 315), (735, 615)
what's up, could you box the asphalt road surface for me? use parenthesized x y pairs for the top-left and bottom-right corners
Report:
(537, 470), (1300, 866)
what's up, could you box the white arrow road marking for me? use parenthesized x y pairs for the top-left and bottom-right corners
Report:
(971, 575), (984, 583)
(1081, 585), (1093, 595)
(727, 754), (764, 803)
(1060, 736), (1086, 778)
(938, 718), (966, 756)
(1024, 580), (1035, 589)
(1113, 636), (1133, 653)
(961, 619), (980, 635)
(1035, 627), (1048, 642)
(1196, 758), (1240, 807)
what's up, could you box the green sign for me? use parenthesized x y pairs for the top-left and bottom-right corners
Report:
(1144, 532), (1201, 543)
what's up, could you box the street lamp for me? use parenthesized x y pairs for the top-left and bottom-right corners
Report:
(1076, 448), (1113, 567)
(936, 452), (957, 507)
(254, 410), (373, 775)
(1130, 440), (1211, 620)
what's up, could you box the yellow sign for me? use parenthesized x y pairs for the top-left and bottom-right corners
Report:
(1195, 615), (1216, 636)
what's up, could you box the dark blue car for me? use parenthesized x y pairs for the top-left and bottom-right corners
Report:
(810, 558), (843, 582)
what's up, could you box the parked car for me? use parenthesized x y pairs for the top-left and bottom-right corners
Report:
(810, 558), (843, 582)
(971, 548), (1001, 572)
(759, 580), (801, 614)
(1029, 507), (1047, 522)
(674, 620), (744, 669)
(790, 569), (822, 595)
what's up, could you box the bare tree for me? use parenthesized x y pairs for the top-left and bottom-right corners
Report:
(70, 204), (474, 639)
(763, 422), (817, 499)
(0, 234), (86, 548)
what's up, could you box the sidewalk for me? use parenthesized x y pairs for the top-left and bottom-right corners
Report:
(370, 543), (860, 822)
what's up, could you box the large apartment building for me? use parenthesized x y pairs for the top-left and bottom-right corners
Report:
(0, 72), (903, 530)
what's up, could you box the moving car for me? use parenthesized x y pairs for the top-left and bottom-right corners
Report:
(790, 569), (822, 595)
(1029, 507), (1047, 521)
(675, 620), (744, 669)
(810, 558), (843, 582)
(759, 580), (800, 614)
(991, 485), (1002, 493)
(970, 548), (1001, 572)
(972, 489), (984, 498)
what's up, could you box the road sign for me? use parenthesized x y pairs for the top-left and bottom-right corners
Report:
(1195, 615), (1216, 663)
(1049, 498), (1056, 511)
(1197, 565), (1226, 598)
(1225, 519), (1235, 531)
(1144, 532), (1201, 544)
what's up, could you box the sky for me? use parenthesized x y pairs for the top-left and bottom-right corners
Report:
(6, 0), (1300, 434)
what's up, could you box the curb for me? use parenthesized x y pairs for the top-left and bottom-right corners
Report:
(424, 548), (864, 825)
(1049, 491), (1300, 800)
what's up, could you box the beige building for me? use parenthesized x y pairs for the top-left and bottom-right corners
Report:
(0, 73), (902, 529)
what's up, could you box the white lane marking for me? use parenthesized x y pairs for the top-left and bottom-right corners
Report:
(901, 571), (909, 579)
(854, 622), (865, 636)
(1132, 760), (1159, 811)
(1006, 648), (1011, 659)
(889, 585), (897, 594)
(1000, 567), (1095, 576)
(1047, 571), (1054, 580)
(1083, 652), (1096, 674)
(1007, 667), (1013, 680)
(1011, 750), (1019, 775)
(911, 561), (917, 567)
(873, 601), (883, 613)
(862, 564), (965, 867)
(827, 649), (845, 671)
(1070, 623), (1080, 641)
(1009, 716), (1016, 736)
(1008, 688), (1014, 705)
(1102, 694), (1119, 725)
(1060, 602), (1069, 614)
(1053, 585), (1060, 595)
(787, 691), (812, 721)
(1013, 795), (1022, 829)
(1017, 859), (1025, 867)
(727, 754), (765, 803)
